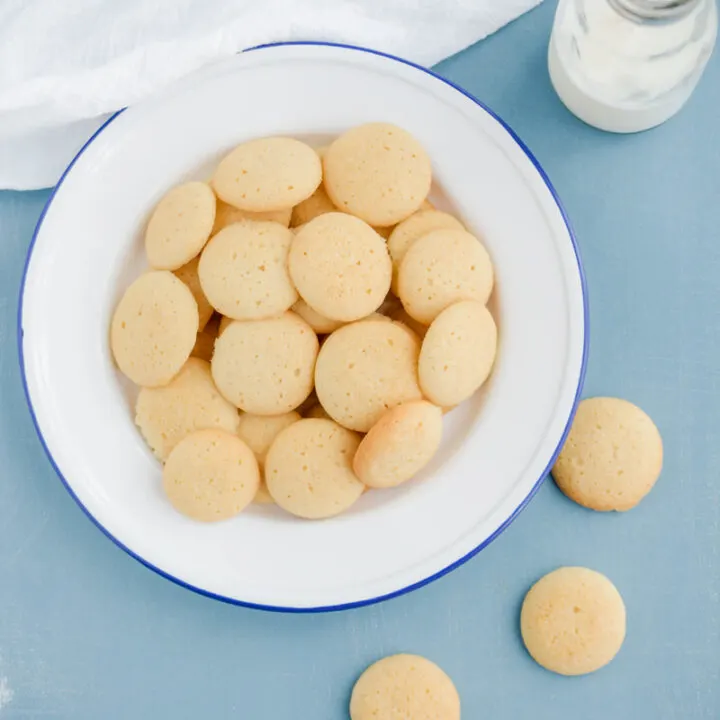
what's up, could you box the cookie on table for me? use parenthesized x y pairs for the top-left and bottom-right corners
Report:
(162, 429), (259, 522)
(212, 312), (318, 415)
(198, 221), (298, 320)
(288, 212), (391, 322)
(173, 256), (214, 331)
(419, 300), (497, 407)
(145, 182), (216, 271)
(353, 401), (443, 488)
(236, 412), (301, 504)
(135, 358), (239, 461)
(111, 271), (198, 387)
(323, 123), (432, 227)
(397, 228), (494, 324)
(265, 418), (364, 519)
(315, 320), (423, 432)
(292, 298), (345, 334)
(521, 567), (626, 676)
(388, 210), (464, 292)
(552, 397), (663, 511)
(350, 654), (460, 720)
(290, 182), (337, 227)
(212, 200), (292, 234)
(212, 137), (321, 212)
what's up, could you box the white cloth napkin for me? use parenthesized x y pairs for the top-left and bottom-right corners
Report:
(0, 0), (541, 190)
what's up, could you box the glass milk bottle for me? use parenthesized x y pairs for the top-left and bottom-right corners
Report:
(549, 0), (718, 132)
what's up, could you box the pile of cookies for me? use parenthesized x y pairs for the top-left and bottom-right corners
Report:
(110, 122), (497, 522)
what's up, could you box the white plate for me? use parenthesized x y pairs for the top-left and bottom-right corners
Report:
(19, 42), (587, 611)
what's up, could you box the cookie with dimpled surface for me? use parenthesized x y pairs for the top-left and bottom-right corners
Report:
(353, 401), (443, 488)
(264, 418), (364, 519)
(350, 654), (460, 720)
(145, 182), (216, 271)
(198, 220), (297, 320)
(111, 271), (198, 387)
(162, 429), (259, 522)
(520, 567), (626, 676)
(323, 123), (432, 227)
(552, 397), (663, 511)
(211, 312), (318, 415)
(397, 228), (494, 324)
(418, 300), (497, 407)
(315, 320), (422, 432)
(212, 137), (321, 212)
(288, 212), (391, 322)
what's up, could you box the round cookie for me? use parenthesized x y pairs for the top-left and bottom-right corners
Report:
(264, 418), (364, 519)
(173, 256), (214, 330)
(198, 221), (298, 320)
(521, 567), (626, 676)
(135, 358), (239, 461)
(350, 654), (460, 720)
(552, 397), (663, 511)
(212, 137), (321, 212)
(388, 210), (465, 292)
(323, 123), (432, 227)
(292, 299), (344, 334)
(315, 320), (423, 432)
(212, 200), (291, 234)
(162, 429), (260, 522)
(212, 312), (318, 414)
(288, 213), (391, 322)
(419, 300), (497, 407)
(111, 271), (198, 387)
(290, 183), (337, 227)
(145, 182), (216, 271)
(237, 411), (301, 504)
(398, 228), (494, 324)
(353, 401), (443, 488)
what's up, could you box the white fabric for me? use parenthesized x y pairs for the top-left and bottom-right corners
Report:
(0, 0), (541, 190)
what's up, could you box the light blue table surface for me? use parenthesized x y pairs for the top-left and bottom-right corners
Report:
(1, 3), (719, 718)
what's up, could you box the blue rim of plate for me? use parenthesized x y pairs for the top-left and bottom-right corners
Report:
(17, 41), (589, 613)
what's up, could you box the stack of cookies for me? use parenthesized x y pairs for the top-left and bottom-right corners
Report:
(110, 123), (498, 522)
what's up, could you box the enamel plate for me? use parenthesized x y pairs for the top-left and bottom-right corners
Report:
(20, 43), (587, 611)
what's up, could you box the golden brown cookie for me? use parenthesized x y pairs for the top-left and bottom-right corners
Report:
(418, 300), (497, 407)
(521, 567), (626, 676)
(212, 137), (321, 212)
(145, 182), (216, 270)
(315, 320), (423, 432)
(323, 123), (432, 226)
(353, 401), (443, 488)
(110, 271), (198, 387)
(552, 397), (663, 511)
(350, 654), (460, 720)
(162, 429), (259, 521)
(211, 312), (318, 414)
(265, 418), (364, 519)
(288, 212), (391, 322)
(397, 228), (494, 324)
(198, 220), (297, 320)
